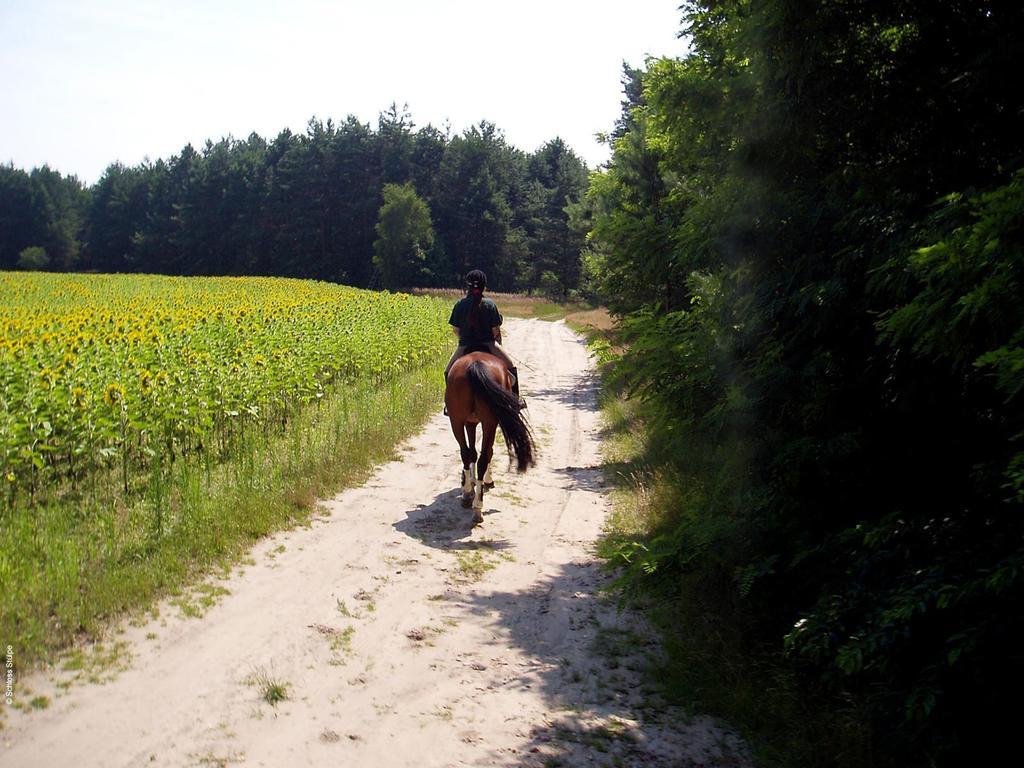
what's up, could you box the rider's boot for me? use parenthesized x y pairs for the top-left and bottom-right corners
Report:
(508, 366), (526, 409)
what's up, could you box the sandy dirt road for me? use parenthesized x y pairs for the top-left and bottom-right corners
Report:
(2, 318), (748, 767)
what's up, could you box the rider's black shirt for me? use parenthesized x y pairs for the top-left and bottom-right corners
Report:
(449, 297), (502, 347)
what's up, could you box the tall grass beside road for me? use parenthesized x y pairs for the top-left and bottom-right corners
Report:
(0, 273), (450, 668)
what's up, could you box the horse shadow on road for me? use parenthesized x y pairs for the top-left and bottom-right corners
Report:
(390, 485), (747, 766)
(447, 559), (750, 767)
(391, 487), (514, 553)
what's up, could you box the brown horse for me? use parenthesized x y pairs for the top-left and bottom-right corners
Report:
(445, 351), (536, 523)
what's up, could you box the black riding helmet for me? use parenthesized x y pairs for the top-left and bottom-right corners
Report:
(465, 270), (487, 292)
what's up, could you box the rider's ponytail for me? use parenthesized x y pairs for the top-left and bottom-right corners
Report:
(469, 293), (482, 330)
(465, 270), (487, 332)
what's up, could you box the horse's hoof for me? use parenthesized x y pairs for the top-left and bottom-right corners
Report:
(461, 495), (472, 508)
(484, 481), (495, 490)
(472, 510), (484, 524)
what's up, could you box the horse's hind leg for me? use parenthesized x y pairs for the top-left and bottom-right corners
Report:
(451, 421), (477, 508)
(463, 423), (479, 504)
(474, 423), (494, 487)
(473, 421), (498, 521)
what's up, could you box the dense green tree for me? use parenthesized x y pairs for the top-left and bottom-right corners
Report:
(325, 118), (381, 285)
(83, 162), (150, 272)
(522, 138), (589, 296)
(16, 246), (49, 270)
(132, 146), (194, 274)
(409, 124), (448, 204)
(0, 164), (87, 270)
(432, 122), (523, 289)
(29, 166), (87, 269)
(372, 182), (434, 288)
(377, 102), (415, 186)
(0, 165), (40, 269)
(588, 2), (1024, 764)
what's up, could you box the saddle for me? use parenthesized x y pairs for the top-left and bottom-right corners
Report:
(461, 345), (515, 386)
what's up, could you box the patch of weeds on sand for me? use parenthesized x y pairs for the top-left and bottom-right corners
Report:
(475, 538), (514, 557)
(352, 588), (378, 613)
(406, 625), (447, 646)
(171, 583), (231, 619)
(593, 627), (645, 666)
(266, 544), (286, 560)
(551, 719), (638, 754)
(28, 695), (50, 710)
(451, 539), (514, 583)
(493, 488), (526, 506)
(309, 623), (355, 665)
(60, 639), (133, 685)
(127, 604), (160, 628)
(216, 721), (237, 739)
(454, 551), (497, 583)
(195, 750), (246, 767)
(330, 627), (355, 663)
(247, 666), (289, 707)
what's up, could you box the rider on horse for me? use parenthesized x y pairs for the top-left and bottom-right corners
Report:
(444, 269), (525, 410)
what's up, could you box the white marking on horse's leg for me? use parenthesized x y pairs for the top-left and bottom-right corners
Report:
(473, 483), (485, 520)
(483, 463), (493, 486)
(463, 464), (475, 496)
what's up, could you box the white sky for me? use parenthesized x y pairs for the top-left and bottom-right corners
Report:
(0, 0), (687, 184)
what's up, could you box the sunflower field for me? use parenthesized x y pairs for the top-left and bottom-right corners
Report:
(0, 272), (451, 507)
(2, 272), (453, 663)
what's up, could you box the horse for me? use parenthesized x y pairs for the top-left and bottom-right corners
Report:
(445, 351), (535, 523)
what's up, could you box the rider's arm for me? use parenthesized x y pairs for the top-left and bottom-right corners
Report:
(492, 326), (502, 344)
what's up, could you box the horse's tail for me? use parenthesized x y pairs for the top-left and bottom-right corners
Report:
(466, 360), (536, 472)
